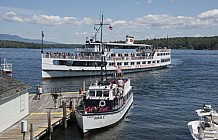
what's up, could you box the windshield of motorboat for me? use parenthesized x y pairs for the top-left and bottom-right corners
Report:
(88, 89), (110, 97)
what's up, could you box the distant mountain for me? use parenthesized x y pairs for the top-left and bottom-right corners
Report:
(0, 34), (59, 44)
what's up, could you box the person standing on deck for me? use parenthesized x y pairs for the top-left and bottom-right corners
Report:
(38, 86), (42, 100)
(117, 66), (122, 78)
(34, 85), (42, 100)
(51, 93), (61, 109)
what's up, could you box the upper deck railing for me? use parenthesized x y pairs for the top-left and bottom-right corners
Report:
(42, 48), (171, 61)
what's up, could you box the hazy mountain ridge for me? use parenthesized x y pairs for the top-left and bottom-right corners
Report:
(0, 34), (59, 44)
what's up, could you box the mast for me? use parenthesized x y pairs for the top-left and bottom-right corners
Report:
(94, 15), (109, 81)
(100, 15), (105, 81)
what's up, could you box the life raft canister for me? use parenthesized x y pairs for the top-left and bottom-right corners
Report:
(99, 100), (106, 107)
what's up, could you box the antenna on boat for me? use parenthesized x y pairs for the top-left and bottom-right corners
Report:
(41, 31), (44, 53)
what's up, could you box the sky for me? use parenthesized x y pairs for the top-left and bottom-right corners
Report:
(0, 0), (218, 44)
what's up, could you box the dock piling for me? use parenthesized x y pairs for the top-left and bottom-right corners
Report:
(30, 123), (33, 140)
(47, 111), (52, 140)
(62, 100), (67, 129)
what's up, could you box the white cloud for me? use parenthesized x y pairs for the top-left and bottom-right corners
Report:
(110, 9), (218, 30)
(198, 9), (218, 18)
(0, 11), (94, 26)
(31, 15), (63, 25)
(2, 12), (25, 22)
(0, 9), (218, 30)
(75, 32), (89, 35)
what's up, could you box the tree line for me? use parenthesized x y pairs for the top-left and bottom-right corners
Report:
(1, 36), (218, 50)
(114, 36), (218, 50)
(0, 40), (83, 49)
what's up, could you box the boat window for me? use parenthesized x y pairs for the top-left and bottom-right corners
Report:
(53, 60), (60, 65)
(88, 90), (95, 96)
(96, 91), (102, 97)
(124, 62), (128, 65)
(53, 60), (73, 65)
(142, 61), (146, 64)
(117, 62), (122, 66)
(118, 54), (122, 57)
(137, 62), (140, 65)
(152, 61), (156, 64)
(103, 91), (109, 97)
(131, 62), (135, 65)
(111, 54), (115, 57)
(161, 58), (170, 63)
(157, 60), (160, 63)
(148, 61), (151, 64)
(86, 44), (95, 48)
(124, 54), (128, 57)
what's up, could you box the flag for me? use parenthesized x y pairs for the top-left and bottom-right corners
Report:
(42, 31), (44, 38)
(109, 25), (113, 30)
(113, 60), (117, 68)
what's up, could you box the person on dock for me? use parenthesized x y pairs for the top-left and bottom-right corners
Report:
(51, 93), (62, 109)
(33, 85), (42, 100)
(38, 86), (42, 100)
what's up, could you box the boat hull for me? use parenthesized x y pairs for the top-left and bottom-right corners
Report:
(187, 121), (200, 140)
(42, 65), (169, 79)
(188, 120), (218, 140)
(75, 94), (133, 133)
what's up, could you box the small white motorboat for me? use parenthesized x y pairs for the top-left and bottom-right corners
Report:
(188, 104), (218, 140)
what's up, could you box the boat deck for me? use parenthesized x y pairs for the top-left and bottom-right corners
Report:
(0, 92), (82, 140)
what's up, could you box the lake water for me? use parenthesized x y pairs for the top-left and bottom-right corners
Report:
(1, 48), (218, 139)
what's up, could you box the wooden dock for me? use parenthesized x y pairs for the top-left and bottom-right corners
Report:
(0, 92), (82, 140)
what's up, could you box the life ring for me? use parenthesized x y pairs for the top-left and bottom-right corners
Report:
(99, 100), (106, 107)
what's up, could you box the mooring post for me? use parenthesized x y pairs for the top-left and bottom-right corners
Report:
(29, 123), (33, 140)
(62, 100), (67, 129)
(47, 111), (52, 140)
(70, 100), (75, 120)
(83, 81), (85, 94)
(21, 120), (27, 140)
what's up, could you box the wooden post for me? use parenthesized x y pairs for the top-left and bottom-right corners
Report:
(83, 81), (85, 94)
(62, 100), (67, 129)
(29, 123), (33, 140)
(47, 111), (52, 140)
(70, 100), (75, 120)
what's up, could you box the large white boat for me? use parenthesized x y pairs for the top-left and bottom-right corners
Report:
(42, 19), (171, 79)
(75, 75), (133, 134)
(187, 104), (218, 140)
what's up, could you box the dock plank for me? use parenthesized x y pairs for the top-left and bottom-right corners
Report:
(0, 92), (81, 140)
